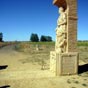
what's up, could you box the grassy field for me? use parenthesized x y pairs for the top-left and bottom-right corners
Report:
(0, 42), (16, 48)
(13, 41), (88, 51)
(78, 41), (88, 46)
(1, 41), (88, 63)
(1, 41), (88, 48)
(13, 41), (88, 63)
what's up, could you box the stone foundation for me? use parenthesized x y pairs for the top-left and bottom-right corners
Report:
(50, 51), (79, 76)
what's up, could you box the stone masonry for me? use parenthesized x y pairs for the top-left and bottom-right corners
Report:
(50, 0), (79, 76)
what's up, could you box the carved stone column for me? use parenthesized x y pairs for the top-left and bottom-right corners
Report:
(50, 0), (79, 76)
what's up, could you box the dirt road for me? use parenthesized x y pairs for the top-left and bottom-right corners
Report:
(0, 45), (88, 88)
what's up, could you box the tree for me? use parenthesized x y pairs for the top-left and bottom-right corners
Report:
(40, 35), (52, 42)
(0, 32), (3, 42)
(30, 33), (39, 42)
(40, 35), (47, 42)
(46, 36), (52, 42)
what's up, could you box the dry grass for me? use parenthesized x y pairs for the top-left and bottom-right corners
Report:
(14, 42), (88, 63)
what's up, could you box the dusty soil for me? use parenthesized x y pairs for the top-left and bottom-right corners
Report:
(0, 45), (88, 88)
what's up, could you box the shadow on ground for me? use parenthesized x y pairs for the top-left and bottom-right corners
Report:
(78, 64), (88, 74)
(0, 65), (8, 70)
(0, 85), (10, 88)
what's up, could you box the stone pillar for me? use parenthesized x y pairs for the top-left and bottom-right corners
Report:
(50, 0), (79, 76)
(67, 0), (78, 52)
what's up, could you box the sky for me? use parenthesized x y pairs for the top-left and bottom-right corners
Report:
(0, 0), (88, 41)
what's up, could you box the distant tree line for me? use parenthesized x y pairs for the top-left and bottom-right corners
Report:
(30, 33), (52, 42)
(0, 32), (3, 42)
(40, 35), (52, 42)
(0, 32), (52, 42)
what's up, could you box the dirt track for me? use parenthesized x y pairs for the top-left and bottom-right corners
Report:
(0, 45), (88, 88)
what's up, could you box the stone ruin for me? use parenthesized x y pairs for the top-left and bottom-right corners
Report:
(50, 0), (79, 76)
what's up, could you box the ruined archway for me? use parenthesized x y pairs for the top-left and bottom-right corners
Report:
(53, 0), (78, 52)
(50, 0), (78, 76)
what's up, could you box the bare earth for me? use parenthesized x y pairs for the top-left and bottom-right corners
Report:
(0, 45), (88, 88)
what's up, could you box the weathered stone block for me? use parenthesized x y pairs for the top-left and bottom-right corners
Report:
(50, 52), (79, 76)
(56, 52), (79, 76)
(50, 51), (56, 74)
